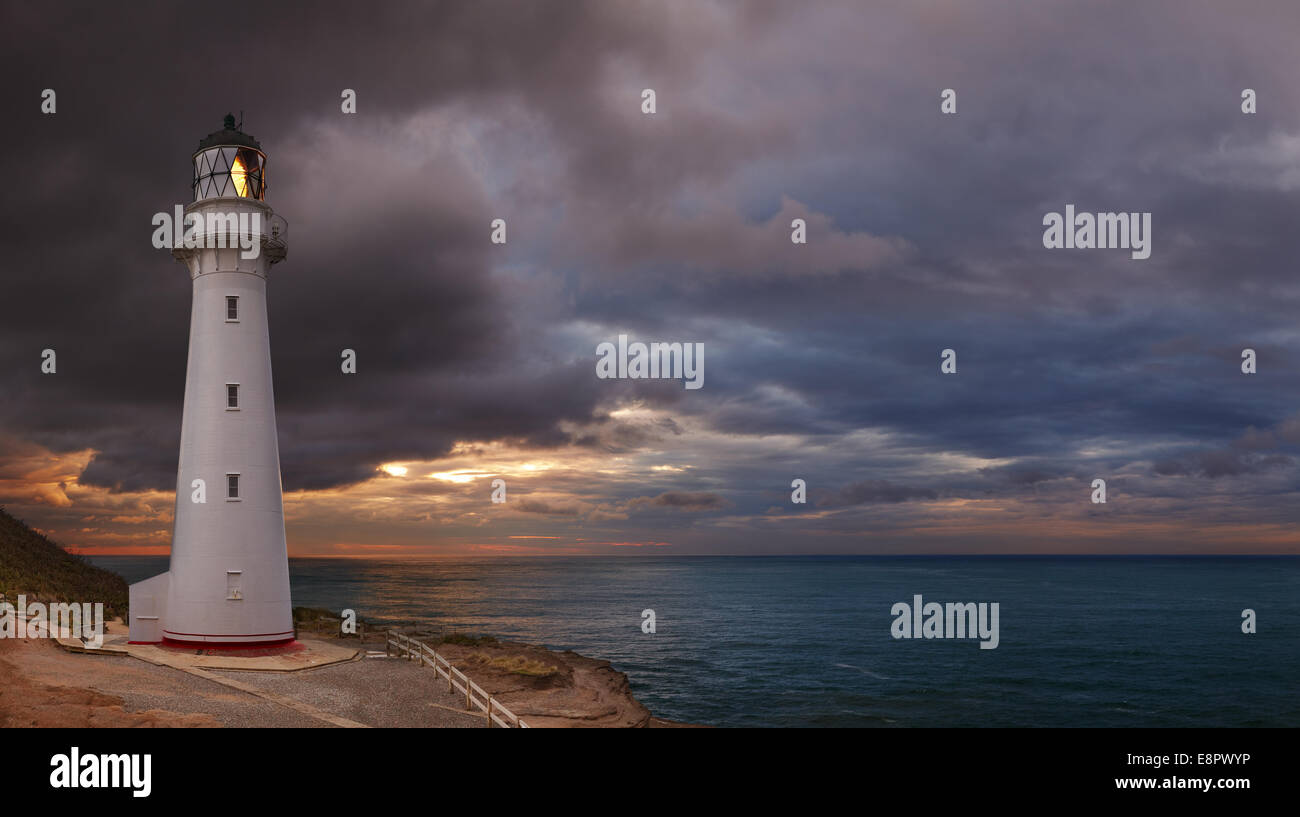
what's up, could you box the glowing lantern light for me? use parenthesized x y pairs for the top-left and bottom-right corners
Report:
(230, 153), (250, 197)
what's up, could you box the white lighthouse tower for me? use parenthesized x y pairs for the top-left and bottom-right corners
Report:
(129, 116), (293, 646)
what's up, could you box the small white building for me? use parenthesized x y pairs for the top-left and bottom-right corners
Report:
(130, 116), (293, 646)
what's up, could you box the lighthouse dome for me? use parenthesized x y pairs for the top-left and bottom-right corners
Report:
(192, 114), (267, 201)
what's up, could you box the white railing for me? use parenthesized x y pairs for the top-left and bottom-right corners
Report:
(385, 631), (529, 728)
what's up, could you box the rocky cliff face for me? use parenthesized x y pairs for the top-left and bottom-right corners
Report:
(430, 638), (654, 728)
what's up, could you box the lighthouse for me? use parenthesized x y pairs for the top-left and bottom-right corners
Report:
(129, 116), (293, 646)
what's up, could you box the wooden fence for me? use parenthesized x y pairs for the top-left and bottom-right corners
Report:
(386, 631), (529, 728)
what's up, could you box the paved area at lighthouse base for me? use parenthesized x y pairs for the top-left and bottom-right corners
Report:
(57, 628), (360, 672)
(124, 637), (359, 673)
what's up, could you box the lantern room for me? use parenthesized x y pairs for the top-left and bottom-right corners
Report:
(192, 114), (266, 201)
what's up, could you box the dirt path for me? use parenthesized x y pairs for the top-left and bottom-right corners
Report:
(208, 658), (490, 728)
(0, 637), (224, 727)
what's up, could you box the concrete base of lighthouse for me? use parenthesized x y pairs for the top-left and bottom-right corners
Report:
(76, 623), (357, 672)
(129, 570), (295, 647)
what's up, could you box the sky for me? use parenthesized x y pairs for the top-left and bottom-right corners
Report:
(3, 0), (1300, 556)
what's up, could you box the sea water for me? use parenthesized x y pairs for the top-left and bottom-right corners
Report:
(90, 555), (1300, 727)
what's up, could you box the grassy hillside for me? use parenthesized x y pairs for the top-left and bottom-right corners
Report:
(0, 507), (128, 618)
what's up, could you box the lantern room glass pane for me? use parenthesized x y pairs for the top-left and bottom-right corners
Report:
(192, 146), (266, 201)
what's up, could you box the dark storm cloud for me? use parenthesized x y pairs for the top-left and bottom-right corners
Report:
(628, 491), (729, 511)
(978, 463), (1079, 487)
(817, 480), (939, 507)
(5, 0), (1300, 554)
(1152, 447), (1294, 479)
(0, 0), (725, 491)
(516, 499), (581, 516)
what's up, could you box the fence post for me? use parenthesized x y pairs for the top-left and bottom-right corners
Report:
(487, 697), (493, 728)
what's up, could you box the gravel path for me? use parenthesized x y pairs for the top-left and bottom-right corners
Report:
(209, 655), (488, 728)
(115, 665), (327, 728)
(46, 651), (326, 728)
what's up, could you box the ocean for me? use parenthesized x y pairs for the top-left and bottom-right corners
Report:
(88, 555), (1300, 727)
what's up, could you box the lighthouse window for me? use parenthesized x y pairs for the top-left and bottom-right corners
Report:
(226, 296), (239, 322)
(227, 473), (240, 500)
(226, 383), (240, 410)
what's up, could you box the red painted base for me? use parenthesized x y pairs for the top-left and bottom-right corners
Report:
(158, 637), (300, 654)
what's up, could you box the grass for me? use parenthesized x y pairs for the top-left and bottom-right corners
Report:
(469, 653), (558, 677)
(292, 606), (372, 637)
(0, 506), (129, 618)
(438, 633), (498, 647)
(292, 606), (339, 622)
